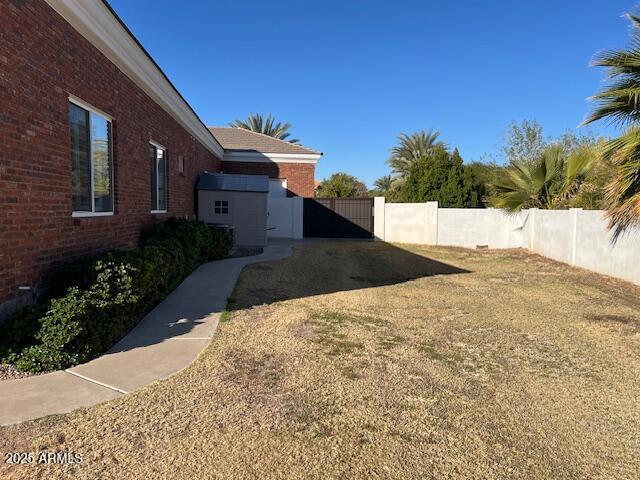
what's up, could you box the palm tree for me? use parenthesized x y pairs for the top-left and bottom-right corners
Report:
(373, 175), (393, 193)
(491, 145), (597, 210)
(229, 113), (299, 143)
(583, 13), (640, 235)
(386, 130), (445, 178)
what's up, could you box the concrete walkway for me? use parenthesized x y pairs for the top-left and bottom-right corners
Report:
(0, 239), (297, 426)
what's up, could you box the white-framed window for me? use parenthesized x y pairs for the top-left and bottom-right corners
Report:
(69, 97), (114, 217)
(149, 141), (167, 213)
(214, 200), (229, 214)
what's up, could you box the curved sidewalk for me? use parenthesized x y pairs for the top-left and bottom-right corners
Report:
(0, 239), (297, 426)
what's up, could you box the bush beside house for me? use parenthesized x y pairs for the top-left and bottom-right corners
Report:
(0, 218), (232, 373)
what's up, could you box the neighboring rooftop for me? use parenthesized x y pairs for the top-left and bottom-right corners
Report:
(209, 127), (322, 156)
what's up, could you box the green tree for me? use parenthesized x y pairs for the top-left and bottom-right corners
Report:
(399, 147), (481, 207)
(229, 113), (299, 143)
(490, 145), (598, 210)
(503, 120), (547, 165)
(317, 173), (368, 198)
(387, 130), (445, 179)
(583, 13), (640, 235)
(465, 160), (505, 206)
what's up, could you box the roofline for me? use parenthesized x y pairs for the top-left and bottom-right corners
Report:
(222, 151), (321, 164)
(44, 0), (225, 158)
(209, 126), (323, 156)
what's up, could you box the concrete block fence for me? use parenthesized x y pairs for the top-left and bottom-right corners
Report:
(373, 197), (640, 285)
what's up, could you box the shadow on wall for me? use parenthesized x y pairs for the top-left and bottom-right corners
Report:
(230, 240), (470, 311)
(303, 198), (374, 239)
(221, 157), (299, 197)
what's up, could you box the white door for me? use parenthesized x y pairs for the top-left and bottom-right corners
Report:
(266, 196), (303, 239)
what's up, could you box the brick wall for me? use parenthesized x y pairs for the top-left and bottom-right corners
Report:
(0, 0), (221, 314)
(220, 161), (316, 197)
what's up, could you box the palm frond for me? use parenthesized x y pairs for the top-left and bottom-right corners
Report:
(386, 129), (445, 177)
(489, 145), (589, 211)
(585, 16), (640, 127)
(229, 113), (299, 143)
(373, 175), (393, 192)
(597, 128), (640, 236)
(585, 13), (640, 235)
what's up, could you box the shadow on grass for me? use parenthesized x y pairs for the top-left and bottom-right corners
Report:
(1, 240), (466, 383)
(228, 240), (470, 311)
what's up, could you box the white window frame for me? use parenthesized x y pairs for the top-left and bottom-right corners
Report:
(69, 96), (114, 218)
(150, 140), (168, 214)
(214, 199), (229, 215)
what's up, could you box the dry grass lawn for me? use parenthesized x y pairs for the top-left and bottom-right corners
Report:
(1, 241), (639, 479)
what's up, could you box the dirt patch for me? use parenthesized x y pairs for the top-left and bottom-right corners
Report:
(1, 241), (639, 479)
(584, 313), (640, 332)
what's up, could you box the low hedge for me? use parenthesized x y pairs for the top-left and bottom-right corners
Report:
(0, 218), (232, 373)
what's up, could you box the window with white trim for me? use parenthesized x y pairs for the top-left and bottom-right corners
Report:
(69, 100), (113, 215)
(149, 142), (167, 212)
(214, 200), (229, 214)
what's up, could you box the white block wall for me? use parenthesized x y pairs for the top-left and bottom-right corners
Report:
(373, 198), (640, 285)
(437, 208), (528, 249)
(383, 202), (438, 245)
(528, 209), (576, 263)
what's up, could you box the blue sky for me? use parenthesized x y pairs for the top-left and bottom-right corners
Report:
(109, 0), (635, 187)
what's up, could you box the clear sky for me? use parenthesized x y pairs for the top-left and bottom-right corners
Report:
(109, 0), (635, 187)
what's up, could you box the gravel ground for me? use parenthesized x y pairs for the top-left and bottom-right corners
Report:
(1, 241), (639, 479)
(0, 364), (33, 382)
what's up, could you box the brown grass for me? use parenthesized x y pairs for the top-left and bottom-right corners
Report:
(1, 241), (639, 479)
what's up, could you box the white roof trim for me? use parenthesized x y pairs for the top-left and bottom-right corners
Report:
(222, 151), (321, 164)
(45, 0), (224, 158)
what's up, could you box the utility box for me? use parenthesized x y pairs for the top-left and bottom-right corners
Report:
(197, 172), (268, 247)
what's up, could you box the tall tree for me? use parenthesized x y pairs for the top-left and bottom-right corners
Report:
(386, 130), (445, 178)
(317, 173), (368, 198)
(465, 161), (505, 206)
(229, 113), (299, 143)
(399, 147), (481, 207)
(503, 120), (546, 165)
(583, 13), (640, 235)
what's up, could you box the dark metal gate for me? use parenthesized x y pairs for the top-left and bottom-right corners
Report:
(303, 198), (374, 238)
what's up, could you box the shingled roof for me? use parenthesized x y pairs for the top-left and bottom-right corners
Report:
(208, 127), (322, 156)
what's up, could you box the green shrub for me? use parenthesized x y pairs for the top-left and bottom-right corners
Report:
(0, 218), (232, 373)
(0, 304), (45, 361)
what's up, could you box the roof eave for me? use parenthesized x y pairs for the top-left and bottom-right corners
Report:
(222, 151), (322, 164)
(45, 0), (225, 158)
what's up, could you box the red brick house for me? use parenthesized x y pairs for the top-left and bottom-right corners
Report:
(210, 127), (321, 198)
(0, 0), (320, 321)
